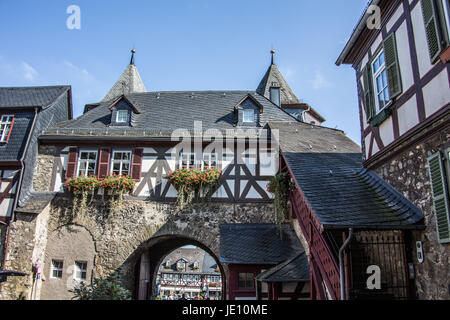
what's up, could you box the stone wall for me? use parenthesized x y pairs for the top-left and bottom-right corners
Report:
(0, 194), (275, 300)
(373, 129), (450, 300)
(32, 145), (61, 193)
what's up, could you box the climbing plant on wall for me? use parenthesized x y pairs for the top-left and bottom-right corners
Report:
(267, 173), (296, 237)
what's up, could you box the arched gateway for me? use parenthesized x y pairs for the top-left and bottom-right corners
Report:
(131, 235), (226, 300)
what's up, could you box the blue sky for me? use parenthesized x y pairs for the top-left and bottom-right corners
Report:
(0, 0), (368, 144)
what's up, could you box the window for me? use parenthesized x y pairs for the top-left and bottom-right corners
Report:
(238, 273), (254, 289)
(77, 150), (98, 177)
(421, 0), (450, 62)
(427, 148), (450, 243)
(74, 261), (87, 281)
(243, 110), (255, 123)
(203, 153), (219, 170)
(0, 115), (14, 143)
(179, 152), (198, 169)
(177, 260), (186, 270)
(269, 87), (281, 106)
(51, 260), (64, 279)
(193, 261), (199, 269)
(111, 151), (132, 176)
(371, 51), (390, 112)
(116, 110), (128, 123)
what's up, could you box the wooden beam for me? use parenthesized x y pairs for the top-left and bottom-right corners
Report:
(137, 252), (150, 300)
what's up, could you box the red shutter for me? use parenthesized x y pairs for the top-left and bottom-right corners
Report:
(65, 147), (78, 179)
(97, 148), (111, 179)
(131, 148), (143, 181)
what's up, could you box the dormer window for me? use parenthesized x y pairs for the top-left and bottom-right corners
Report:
(0, 115), (14, 143)
(269, 87), (281, 106)
(116, 110), (128, 123)
(243, 109), (255, 123)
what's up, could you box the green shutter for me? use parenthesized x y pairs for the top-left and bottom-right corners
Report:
(383, 33), (403, 100)
(421, 0), (443, 62)
(427, 152), (450, 244)
(362, 65), (375, 120)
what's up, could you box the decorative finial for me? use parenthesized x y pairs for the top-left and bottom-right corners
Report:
(271, 50), (275, 65)
(130, 49), (136, 65)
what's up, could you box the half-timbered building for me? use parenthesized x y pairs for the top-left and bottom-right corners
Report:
(336, 0), (450, 299)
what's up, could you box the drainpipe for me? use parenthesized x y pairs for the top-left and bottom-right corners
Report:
(338, 228), (354, 300)
(1, 107), (38, 274)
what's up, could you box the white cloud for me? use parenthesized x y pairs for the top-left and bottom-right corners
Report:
(63, 60), (94, 82)
(311, 71), (331, 90)
(21, 61), (38, 82)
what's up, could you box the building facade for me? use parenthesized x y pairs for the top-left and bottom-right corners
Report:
(156, 247), (222, 299)
(336, 0), (450, 299)
(0, 86), (72, 290)
(0, 52), (325, 300)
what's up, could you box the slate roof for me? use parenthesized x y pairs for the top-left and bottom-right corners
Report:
(15, 192), (56, 214)
(0, 86), (70, 109)
(42, 91), (295, 139)
(0, 86), (71, 162)
(255, 252), (310, 283)
(219, 224), (304, 265)
(159, 247), (220, 274)
(102, 64), (146, 102)
(257, 64), (300, 105)
(269, 121), (425, 230)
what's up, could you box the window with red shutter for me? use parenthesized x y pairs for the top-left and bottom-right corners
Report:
(65, 147), (78, 179)
(131, 148), (143, 181)
(97, 148), (111, 179)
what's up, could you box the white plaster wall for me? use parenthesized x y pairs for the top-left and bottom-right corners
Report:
(396, 22), (415, 92)
(397, 95), (419, 136)
(422, 69), (450, 117)
(371, 33), (383, 54)
(386, 3), (404, 33)
(0, 198), (14, 218)
(364, 133), (372, 159)
(379, 115), (395, 147)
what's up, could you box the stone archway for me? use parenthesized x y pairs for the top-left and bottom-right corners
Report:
(133, 235), (226, 300)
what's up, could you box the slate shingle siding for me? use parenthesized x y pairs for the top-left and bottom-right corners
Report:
(0, 111), (35, 162)
(18, 91), (71, 203)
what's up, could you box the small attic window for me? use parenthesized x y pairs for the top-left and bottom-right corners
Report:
(116, 110), (128, 123)
(269, 87), (281, 106)
(243, 109), (255, 123)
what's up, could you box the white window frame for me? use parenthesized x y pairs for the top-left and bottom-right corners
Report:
(202, 153), (219, 170)
(243, 109), (255, 123)
(77, 149), (98, 177)
(110, 150), (132, 176)
(0, 115), (14, 142)
(51, 260), (64, 279)
(371, 50), (391, 113)
(74, 261), (87, 281)
(179, 152), (198, 169)
(116, 110), (128, 123)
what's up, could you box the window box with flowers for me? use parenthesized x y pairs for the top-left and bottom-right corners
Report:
(64, 175), (135, 217)
(168, 168), (222, 209)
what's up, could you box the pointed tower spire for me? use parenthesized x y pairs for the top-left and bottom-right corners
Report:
(102, 49), (147, 102)
(130, 49), (136, 65)
(256, 51), (299, 105)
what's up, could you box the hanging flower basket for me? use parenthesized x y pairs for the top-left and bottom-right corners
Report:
(64, 175), (135, 216)
(64, 176), (100, 218)
(168, 168), (222, 209)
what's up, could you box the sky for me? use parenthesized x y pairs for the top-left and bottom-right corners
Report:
(0, 0), (368, 144)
